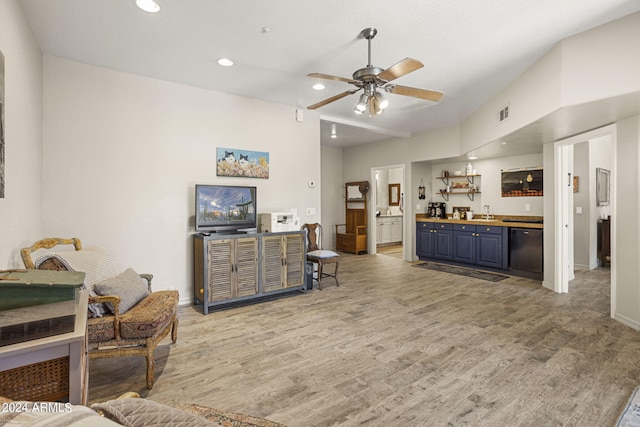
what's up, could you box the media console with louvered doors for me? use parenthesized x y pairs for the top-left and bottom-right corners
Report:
(193, 231), (306, 314)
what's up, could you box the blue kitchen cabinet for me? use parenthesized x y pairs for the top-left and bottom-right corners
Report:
(417, 221), (508, 270)
(416, 222), (434, 258)
(432, 223), (453, 260)
(453, 224), (476, 264)
(475, 225), (507, 269)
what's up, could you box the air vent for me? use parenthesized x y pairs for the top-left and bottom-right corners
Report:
(498, 104), (510, 123)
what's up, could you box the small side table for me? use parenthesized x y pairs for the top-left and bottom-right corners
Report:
(0, 285), (88, 405)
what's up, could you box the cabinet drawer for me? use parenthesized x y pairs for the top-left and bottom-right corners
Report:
(433, 223), (452, 230)
(417, 222), (433, 230)
(453, 224), (474, 232)
(476, 226), (503, 235)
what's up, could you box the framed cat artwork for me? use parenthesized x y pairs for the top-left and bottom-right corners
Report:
(216, 148), (270, 179)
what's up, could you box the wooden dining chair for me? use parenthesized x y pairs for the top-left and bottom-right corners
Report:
(301, 223), (339, 290)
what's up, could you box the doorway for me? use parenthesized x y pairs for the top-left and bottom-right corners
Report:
(554, 125), (615, 310)
(371, 165), (405, 258)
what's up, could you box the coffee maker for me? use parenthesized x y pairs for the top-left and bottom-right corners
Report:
(428, 202), (446, 218)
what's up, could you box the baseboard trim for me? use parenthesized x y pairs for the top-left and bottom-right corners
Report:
(614, 313), (640, 331)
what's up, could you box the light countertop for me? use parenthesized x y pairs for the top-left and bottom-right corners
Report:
(416, 214), (543, 229)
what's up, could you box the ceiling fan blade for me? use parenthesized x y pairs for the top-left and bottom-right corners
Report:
(387, 84), (444, 102)
(307, 73), (358, 84)
(307, 90), (358, 110)
(378, 58), (424, 82)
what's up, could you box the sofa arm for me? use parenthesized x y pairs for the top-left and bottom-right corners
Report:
(88, 294), (122, 340)
(139, 273), (153, 292)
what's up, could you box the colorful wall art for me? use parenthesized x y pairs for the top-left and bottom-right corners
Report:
(216, 148), (269, 179)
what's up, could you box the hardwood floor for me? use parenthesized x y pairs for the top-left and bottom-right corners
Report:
(88, 253), (639, 426)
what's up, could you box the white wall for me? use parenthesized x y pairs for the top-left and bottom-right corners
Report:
(320, 145), (343, 250)
(0, 1), (44, 268)
(561, 12), (640, 106)
(613, 115), (640, 329)
(42, 56), (321, 304)
(573, 142), (590, 268)
(429, 153), (544, 216)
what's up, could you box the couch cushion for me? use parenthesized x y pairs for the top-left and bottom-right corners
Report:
(307, 249), (339, 259)
(118, 290), (178, 340)
(94, 268), (150, 315)
(88, 315), (116, 342)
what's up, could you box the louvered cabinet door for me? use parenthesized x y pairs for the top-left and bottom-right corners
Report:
(262, 235), (284, 292)
(207, 239), (233, 302)
(284, 233), (304, 288)
(234, 237), (258, 297)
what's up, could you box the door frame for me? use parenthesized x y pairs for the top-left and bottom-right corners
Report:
(369, 164), (406, 258)
(553, 125), (616, 313)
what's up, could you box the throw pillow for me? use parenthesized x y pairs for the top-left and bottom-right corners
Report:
(94, 268), (150, 315)
(307, 249), (339, 259)
(0, 402), (121, 426)
(91, 398), (221, 427)
(34, 247), (123, 318)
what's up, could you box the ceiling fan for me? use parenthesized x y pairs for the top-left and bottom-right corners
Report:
(306, 27), (444, 116)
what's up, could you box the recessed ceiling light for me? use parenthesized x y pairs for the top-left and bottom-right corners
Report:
(217, 58), (234, 67)
(136, 0), (160, 13)
(312, 83), (325, 91)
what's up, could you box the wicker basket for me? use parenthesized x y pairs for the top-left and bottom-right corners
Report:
(0, 356), (70, 402)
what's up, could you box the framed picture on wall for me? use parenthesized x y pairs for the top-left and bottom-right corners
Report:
(216, 148), (269, 179)
(596, 168), (610, 206)
(501, 168), (543, 197)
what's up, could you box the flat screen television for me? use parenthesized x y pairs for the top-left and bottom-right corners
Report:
(195, 184), (257, 233)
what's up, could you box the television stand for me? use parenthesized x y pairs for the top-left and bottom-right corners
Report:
(193, 231), (307, 314)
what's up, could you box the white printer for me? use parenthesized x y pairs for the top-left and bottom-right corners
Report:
(259, 212), (300, 233)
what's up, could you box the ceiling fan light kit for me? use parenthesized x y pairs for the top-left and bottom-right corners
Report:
(306, 27), (444, 117)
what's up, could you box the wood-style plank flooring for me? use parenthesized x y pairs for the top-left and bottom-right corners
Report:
(88, 253), (640, 426)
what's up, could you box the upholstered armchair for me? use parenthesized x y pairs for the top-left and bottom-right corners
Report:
(21, 238), (179, 389)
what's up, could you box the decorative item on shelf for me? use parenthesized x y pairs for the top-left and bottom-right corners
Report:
(452, 181), (469, 189)
(418, 179), (426, 200)
(466, 162), (473, 175)
(442, 170), (449, 177)
(453, 170), (463, 176)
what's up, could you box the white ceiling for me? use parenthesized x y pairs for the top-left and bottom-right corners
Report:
(20, 0), (640, 150)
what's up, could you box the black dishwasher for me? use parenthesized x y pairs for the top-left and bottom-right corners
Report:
(509, 228), (543, 273)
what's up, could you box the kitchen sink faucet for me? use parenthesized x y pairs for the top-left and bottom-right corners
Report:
(483, 204), (491, 219)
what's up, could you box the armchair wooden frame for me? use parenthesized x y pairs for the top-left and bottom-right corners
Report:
(21, 237), (179, 389)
